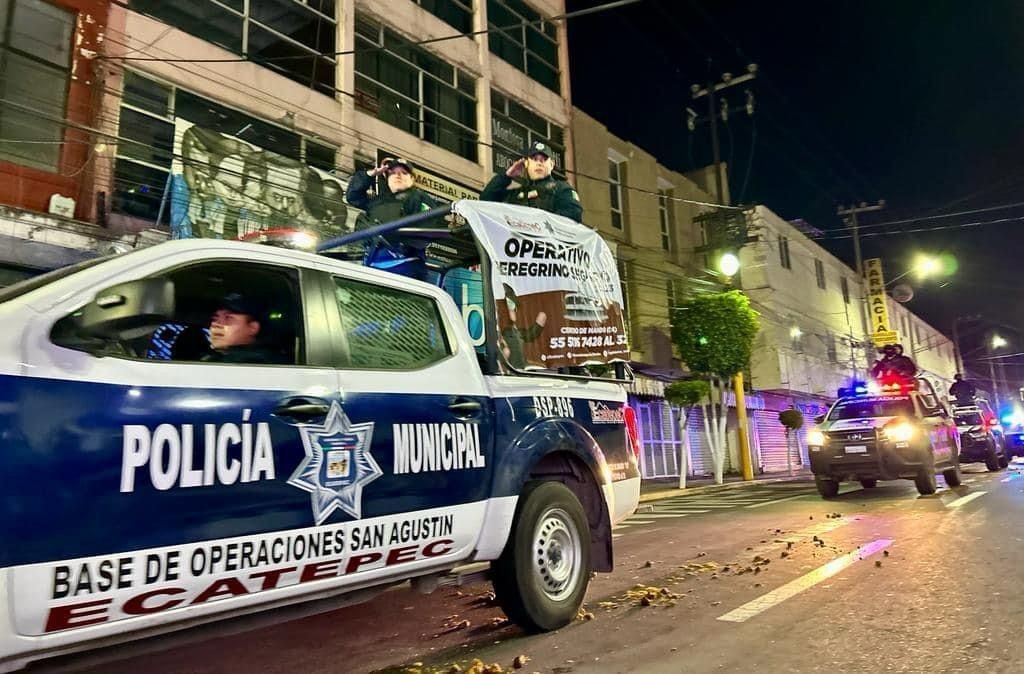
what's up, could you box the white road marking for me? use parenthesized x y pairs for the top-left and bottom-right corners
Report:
(745, 494), (810, 509)
(649, 508), (712, 514)
(612, 533), (624, 539)
(641, 513), (693, 519)
(613, 519), (656, 528)
(1001, 477), (1012, 483)
(655, 502), (738, 509)
(837, 485), (865, 495)
(945, 491), (987, 508)
(717, 538), (893, 623)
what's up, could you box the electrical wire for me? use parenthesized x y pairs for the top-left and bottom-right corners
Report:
(102, 0), (647, 63)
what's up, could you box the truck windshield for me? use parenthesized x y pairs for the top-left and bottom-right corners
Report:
(954, 412), (984, 426)
(829, 397), (914, 420)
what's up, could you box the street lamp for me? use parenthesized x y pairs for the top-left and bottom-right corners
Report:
(886, 254), (942, 286)
(789, 326), (802, 339)
(993, 335), (1008, 349)
(718, 252), (740, 278)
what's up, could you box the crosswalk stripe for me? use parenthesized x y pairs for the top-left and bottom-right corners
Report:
(744, 494), (811, 509)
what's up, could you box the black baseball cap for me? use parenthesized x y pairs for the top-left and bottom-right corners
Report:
(385, 158), (415, 174)
(522, 141), (552, 158)
(218, 292), (264, 320)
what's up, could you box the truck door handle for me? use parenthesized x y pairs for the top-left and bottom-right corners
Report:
(273, 397), (331, 420)
(448, 398), (482, 418)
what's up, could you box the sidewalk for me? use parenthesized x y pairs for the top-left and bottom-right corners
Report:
(638, 470), (814, 503)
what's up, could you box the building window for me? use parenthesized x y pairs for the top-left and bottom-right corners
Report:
(826, 332), (837, 363)
(113, 70), (336, 224)
(0, 0), (75, 171)
(841, 276), (850, 304)
(129, 0), (337, 96)
(779, 235), (791, 270)
(658, 190), (672, 251)
(666, 277), (681, 324)
(814, 259), (826, 290)
(415, 0), (473, 32)
(354, 16), (478, 161)
(609, 158), (625, 230)
(487, 0), (559, 92)
(490, 89), (564, 175)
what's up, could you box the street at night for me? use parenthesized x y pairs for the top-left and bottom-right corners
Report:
(5, 1), (1024, 673)
(38, 470), (1023, 674)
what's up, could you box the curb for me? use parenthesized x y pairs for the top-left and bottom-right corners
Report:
(638, 473), (814, 504)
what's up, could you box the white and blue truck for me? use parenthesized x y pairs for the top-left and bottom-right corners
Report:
(0, 200), (640, 671)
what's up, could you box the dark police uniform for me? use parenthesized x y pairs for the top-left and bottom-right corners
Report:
(480, 142), (583, 222)
(345, 159), (439, 228)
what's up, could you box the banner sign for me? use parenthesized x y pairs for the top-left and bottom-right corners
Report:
(454, 201), (628, 369)
(865, 258), (899, 348)
(169, 121), (356, 242)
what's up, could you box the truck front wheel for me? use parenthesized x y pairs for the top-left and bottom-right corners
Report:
(492, 481), (592, 632)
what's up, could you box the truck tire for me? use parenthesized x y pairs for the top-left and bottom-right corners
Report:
(492, 480), (592, 632)
(915, 466), (937, 495)
(985, 443), (1002, 472)
(815, 476), (840, 499)
(859, 479), (878, 488)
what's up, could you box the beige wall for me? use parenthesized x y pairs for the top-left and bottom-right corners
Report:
(571, 108), (719, 368)
(742, 206), (956, 397)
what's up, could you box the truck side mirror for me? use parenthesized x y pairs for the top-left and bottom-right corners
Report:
(80, 277), (175, 338)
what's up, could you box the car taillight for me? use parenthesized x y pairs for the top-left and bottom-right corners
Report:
(623, 404), (641, 460)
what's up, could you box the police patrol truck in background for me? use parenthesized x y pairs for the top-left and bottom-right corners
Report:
(0, 200), (640, 672)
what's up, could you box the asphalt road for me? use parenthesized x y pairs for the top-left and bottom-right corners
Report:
(41, 464), (1024, 674)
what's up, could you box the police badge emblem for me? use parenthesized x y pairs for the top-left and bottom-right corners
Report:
(288, 402), (381, 524)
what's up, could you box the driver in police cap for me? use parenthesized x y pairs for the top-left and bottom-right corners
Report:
(480, 141), (583, 222)
(203, 292), (281, 364)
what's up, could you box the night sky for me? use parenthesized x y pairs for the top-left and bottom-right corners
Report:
(567, 0), (1024, 378)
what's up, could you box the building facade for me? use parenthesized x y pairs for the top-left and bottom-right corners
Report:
(0, 0), (576, 278)
(737, 206), (958, 473)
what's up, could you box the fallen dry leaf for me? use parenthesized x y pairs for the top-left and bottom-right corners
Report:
(512, 655), (530, 669)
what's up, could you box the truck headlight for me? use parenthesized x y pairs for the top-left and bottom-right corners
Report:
(884, 422), (915, 443)
(807, 429), (826, 446)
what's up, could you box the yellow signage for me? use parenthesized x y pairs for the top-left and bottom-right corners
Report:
(873, 330), (900, 346)
(865, 258), (900, 348)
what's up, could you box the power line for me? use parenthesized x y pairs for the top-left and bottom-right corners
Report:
(102, 0), (646, 63)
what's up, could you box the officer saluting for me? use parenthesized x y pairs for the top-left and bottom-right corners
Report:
(480, 141), (582, 222)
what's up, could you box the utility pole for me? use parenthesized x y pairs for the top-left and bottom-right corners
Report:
(836, 200), (885, 285)
(690, 63), (758, 481)
(837, 201), (885, 374)
(690, 62), (758, 206)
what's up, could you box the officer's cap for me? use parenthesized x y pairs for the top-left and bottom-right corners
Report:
(218, 292), (264, 321)
(386, 158), (415, 174)
(522, 141), (552, 159)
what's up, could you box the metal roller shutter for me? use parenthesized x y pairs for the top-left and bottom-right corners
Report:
(754, 410), (800, 473)
(687, 407), (716, 477)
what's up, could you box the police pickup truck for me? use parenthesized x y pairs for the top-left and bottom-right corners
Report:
(0, 201), (640, 671)
(807, 378), (961, 497)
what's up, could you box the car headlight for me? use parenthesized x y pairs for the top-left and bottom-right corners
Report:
(807, 429), (826, 446)
(884, 422), (916, 442)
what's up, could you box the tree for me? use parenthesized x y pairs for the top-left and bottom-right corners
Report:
(671, 291), (760, 484)
(665, 380), (710, 489)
